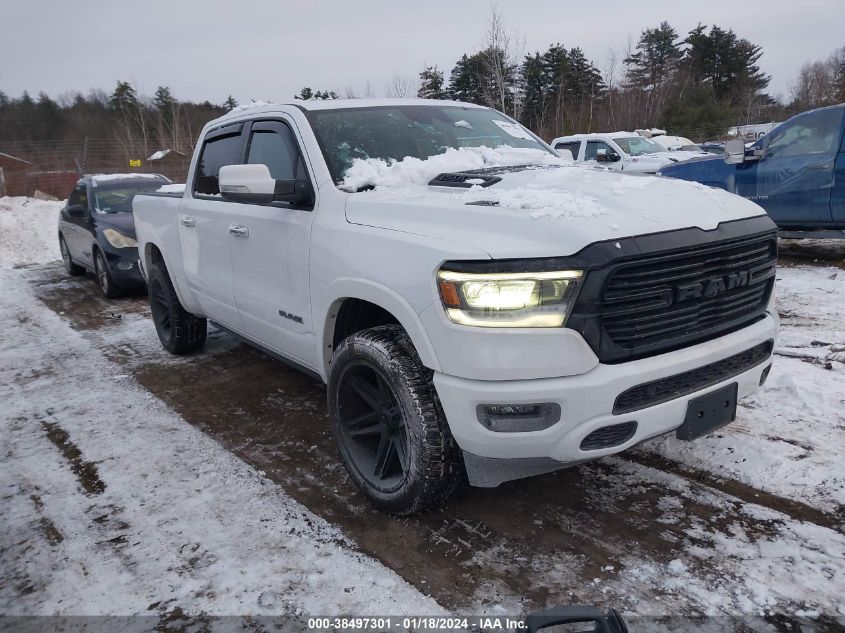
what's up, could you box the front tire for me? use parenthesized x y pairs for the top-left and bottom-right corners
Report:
(59, 235), (84, 276)
(147, 264), (207, 355)
(328, 325), (465, 515)
(93, 248), (122, 298)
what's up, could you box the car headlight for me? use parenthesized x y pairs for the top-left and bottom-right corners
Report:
(103, 228), (138, 249)
(437, 268), (583, 328)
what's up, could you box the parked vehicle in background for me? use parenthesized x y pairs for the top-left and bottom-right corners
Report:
(649, 134), (708, 154)
(134, 99), (778, 514)
(59, 173), (171, 297)
(551, 132), (700, 173)
(728, 121), (782, 142)
(659, 104), (845, 234)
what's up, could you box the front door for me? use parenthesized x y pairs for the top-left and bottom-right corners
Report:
(756, 107), (841, 227)
(180, 123), (245, 328)
(228, 118), (317, 367)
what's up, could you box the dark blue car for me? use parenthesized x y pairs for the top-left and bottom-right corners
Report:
(58, 173), (171, 297)
(659, 104), (845, 234)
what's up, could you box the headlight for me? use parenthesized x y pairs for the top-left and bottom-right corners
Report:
(437, 269), (583, 328)
(103, 228), (138, 249)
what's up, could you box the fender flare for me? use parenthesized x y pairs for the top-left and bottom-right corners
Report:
(318, 278), (441, 379)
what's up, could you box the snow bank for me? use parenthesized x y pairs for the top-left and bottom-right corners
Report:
(0, 197), (63, 269)
(340, 146), (567, 191)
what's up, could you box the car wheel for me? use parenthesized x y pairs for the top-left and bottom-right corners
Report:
(147, 263), (207, 355)
(59, 235), (84, 276)
(93, 248), (122, 298)
(328, 324), (465, 515)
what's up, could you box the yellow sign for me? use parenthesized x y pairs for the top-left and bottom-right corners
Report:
(129, 159), (142, 167)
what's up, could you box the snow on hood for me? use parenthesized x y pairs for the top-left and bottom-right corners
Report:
(343, 148), (768, 260)
(340, 146), (569, 191)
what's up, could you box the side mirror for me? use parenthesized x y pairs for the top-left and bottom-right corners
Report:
(725, 139), (746, 165)
(556, 148), (574, 161)
(66, 203), (86, 217)
(596, 150), (621, 163)
(219, 164), (310, 205)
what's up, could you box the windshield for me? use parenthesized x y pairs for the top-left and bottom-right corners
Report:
(613, 136), (663, 156)
(307, 105), (554, 184)
(93, 183), (164, 214)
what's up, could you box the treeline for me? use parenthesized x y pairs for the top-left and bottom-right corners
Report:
(1, 13), (843, 155)
(406, 17), (844, 140)
(0, 83), (236, 154)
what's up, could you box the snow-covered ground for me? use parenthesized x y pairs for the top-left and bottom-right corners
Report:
(0, 198), (441, 617)
(1, 196), (844, 620)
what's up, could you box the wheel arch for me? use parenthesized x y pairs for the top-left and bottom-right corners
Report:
(143, 242), (200, 315)
(319, 279), (441, 380)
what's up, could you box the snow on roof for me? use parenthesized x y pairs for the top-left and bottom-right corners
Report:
(147, 149), (185, 161)
(90, 173), (166, 186)
(553, 131), (644, 142)
(213, 98), (488, 126)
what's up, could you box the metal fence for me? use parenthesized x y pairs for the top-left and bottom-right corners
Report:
(0, 138), (191, 198)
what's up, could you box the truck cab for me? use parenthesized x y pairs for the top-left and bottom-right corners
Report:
(659, 104), (845, 231)
(550, 132), (690, 174)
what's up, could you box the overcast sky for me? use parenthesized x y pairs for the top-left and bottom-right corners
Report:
(1, 0), (841, 106)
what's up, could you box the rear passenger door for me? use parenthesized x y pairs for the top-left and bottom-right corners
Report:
(181, 122), (245, 328)
(757, 108), (841, 226)
(227, 118), (317, 366)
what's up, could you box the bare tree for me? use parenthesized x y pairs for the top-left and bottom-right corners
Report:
(481, 4), (525, 118)
(386, 73), (417, 98)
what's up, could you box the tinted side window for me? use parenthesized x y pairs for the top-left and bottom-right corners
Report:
(554, 141), (580, 158)
(584, 141), (612, 161)
(246, 125), (306, 181)
(68, 185), (88, 209)
(194, 132), (243, 195)
(766, 108), (843, 158)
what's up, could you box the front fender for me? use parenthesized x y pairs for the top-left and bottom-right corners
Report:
(317, 278), (441, 380)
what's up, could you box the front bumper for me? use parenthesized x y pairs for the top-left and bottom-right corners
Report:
(101, 246), (145, 287)
(434, 311), (777, 470)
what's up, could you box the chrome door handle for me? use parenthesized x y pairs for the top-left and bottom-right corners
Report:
(228, 224), (249, 237)
(179, 215), (196, 227)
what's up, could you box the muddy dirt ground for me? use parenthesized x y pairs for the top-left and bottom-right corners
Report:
(21, 247), (844, 620)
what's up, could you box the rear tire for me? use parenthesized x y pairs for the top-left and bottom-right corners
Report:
(59, 235), (84, 276)
(147, 263), (207, 355)
(328, 324), (465, 515)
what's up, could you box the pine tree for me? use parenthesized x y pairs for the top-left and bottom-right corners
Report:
(223, 95), (238, 110)
(624, 22), (682, 89)
(153, 86), (175, 111)
(519, 53), (546, 130)
(109, 80), (139, 111)
(448, 53), (486, 104)
(294, 87), (314, 100)
(0, 91), (8, 107)
(417, 66), (447, 99)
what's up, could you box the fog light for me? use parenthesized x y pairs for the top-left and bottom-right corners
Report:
(476, 403), (560, 433)
(117, 261), (134, 271)
(759, 363), (772, 386)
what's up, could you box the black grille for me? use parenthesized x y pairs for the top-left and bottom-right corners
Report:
(613, 340), (773, 414)
(584, 233), (777, 362)
(580, 421), (638, 450)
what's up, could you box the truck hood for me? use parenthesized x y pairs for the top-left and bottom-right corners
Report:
(345, 163), (767, 259)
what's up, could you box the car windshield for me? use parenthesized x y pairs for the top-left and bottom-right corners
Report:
(93, 183), (164, 214)
(613, 136), (663, 156)
(307, 105), (554, 184)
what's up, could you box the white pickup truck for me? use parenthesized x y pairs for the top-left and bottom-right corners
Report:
(133, 99), (778, 514)
(551, 132), (702, 173)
